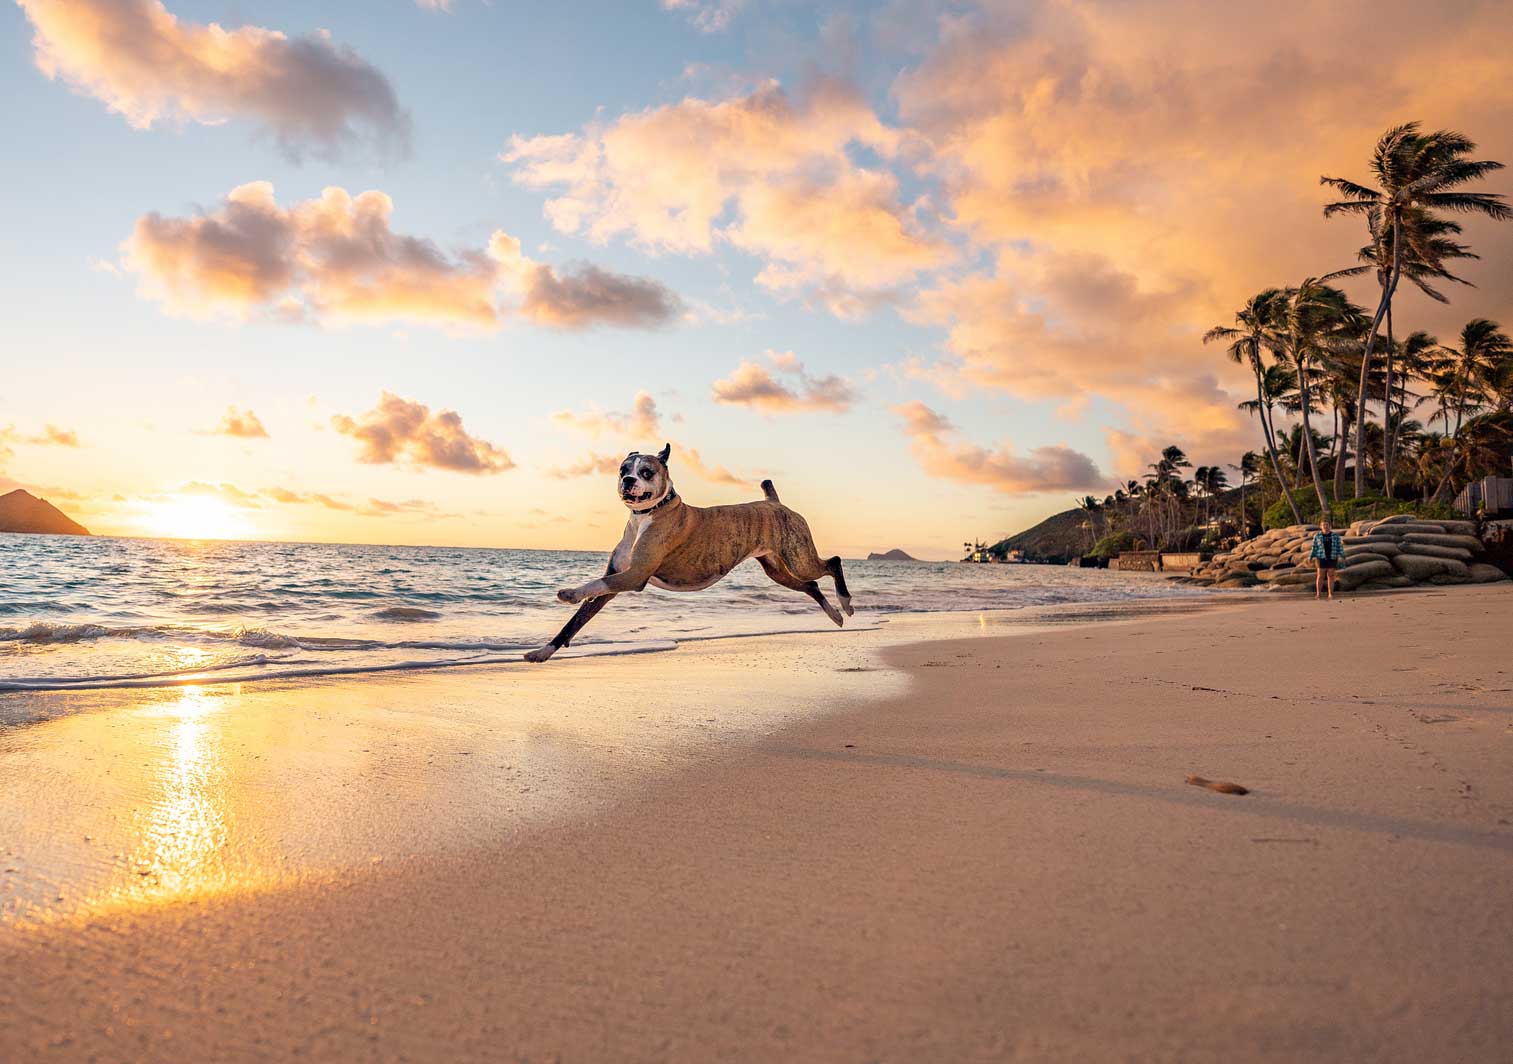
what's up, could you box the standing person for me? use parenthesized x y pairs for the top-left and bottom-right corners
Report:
(1311, 517), (1345, 600)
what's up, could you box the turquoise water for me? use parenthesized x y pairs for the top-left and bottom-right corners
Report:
(1, 533), (1203, 695)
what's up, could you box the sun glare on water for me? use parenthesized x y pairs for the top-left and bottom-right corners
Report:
(138, 496), (251, 541)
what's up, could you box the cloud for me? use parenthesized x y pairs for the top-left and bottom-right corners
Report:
(16, 0), (409, 159)
(260, 486), (445, 517)
(362, 497), (446, 517)
(711, 350), (857, 414)
(551, 391), (662, 437)
(502, 80), (947, 313)
(662, 0), (744, 33)
(675, 444), (752, 488)
(212, 407), (269, 439)
(263, 487), (355, 511)
(545, 453), (624, 480)
(26, 425), (80, 447)
(893, 401), (1103, 494)
(889, 0), (1513, 467)
(415, 0), (452, 10)
(331, 392), (514, 474)
(123, 182), (682, 331)
(489, 235), (683, 328)
(2, 424), (81, 453)
(547, 440), (753, 489)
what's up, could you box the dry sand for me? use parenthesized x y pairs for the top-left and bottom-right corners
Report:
(3, 589), (1512, 1062)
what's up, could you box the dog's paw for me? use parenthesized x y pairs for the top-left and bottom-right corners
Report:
(524, 645), (557, 663)
(556, 588), (582, 605)
(839, 596), (855, 617)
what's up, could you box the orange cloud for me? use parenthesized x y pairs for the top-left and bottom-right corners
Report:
(711, 350), (857, 414)
(17, 0), (408, 158)
(331, 393), (514, 475)
(551, 391), (662, 437)
(891, 0), (1513, 468)
(213, 407), (268, 439)
(502, 80), (944, 312)
(546, 453), (624, 480)
(263, 488), (355, 512)
(675, 444), (752, 489)
(23, 425), (80, 447)
(124, 183), (681, 331)
(893, 401), (1103, 494)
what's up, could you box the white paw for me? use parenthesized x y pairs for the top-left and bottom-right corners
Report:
(524, 645), (557, 663)
(556, 588), (581, 605)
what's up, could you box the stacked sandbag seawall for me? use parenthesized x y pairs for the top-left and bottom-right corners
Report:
(1175, 514), (1510, 592)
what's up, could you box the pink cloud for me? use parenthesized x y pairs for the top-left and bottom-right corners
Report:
(711, 351), (857, 414)
(893, 401), (1103, 494)
(331, 393), (514, 475)
(124, 183), (680, 331)
(17, 0), (409, 158)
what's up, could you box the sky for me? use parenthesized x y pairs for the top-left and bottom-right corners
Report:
(2, 0), (1510, 559)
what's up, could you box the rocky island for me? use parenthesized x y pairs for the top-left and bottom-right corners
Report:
(0, 488), (91, 536)
(867, 548), (918, 561)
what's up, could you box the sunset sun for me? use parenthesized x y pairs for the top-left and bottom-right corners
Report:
(138, 496), (250, 541)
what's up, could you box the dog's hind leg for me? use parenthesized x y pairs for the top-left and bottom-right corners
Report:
(825, 556), (854, 616)
(525, 594), (616, 662)
(756, 556), (844, 627)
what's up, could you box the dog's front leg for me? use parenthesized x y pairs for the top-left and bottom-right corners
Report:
(525, 594), (617, 662)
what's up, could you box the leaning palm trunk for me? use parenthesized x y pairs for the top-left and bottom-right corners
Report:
(1331, 411), (1350, 504)
(1252, 365), (1302, 522)
(1355, 211), (1402, 497)
(1293, 348), (1332, 516)
(1383, 305), (1396, 495)
(1431, 374), (1475, 503)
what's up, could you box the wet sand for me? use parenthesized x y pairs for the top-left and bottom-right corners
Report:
(3, 589), (1511, 1061)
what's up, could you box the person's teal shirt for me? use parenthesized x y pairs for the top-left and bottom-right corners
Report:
(1310, 530), (1344, 562)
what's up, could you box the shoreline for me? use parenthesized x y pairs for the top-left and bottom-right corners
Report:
(3, 588), (1511, 1060)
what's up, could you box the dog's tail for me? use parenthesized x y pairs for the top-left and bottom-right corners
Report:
(760, 479), (780, 503)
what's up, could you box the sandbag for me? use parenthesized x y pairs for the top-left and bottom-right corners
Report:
(1468, 563), (1511, 584)
(1401, 532), (1482, 551)
(1393, 555), (1470, 581)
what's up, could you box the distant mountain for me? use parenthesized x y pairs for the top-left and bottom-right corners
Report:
(867, 548), (918, 561)
(989, 508), (1087, 562)
(991, 486), (1251, 561)
(0, 489), (90, 536)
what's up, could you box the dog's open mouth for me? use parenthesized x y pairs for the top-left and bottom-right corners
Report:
(622, 490), (653, 504)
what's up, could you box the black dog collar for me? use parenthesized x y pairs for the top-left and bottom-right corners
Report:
(630, 489), (678, 515)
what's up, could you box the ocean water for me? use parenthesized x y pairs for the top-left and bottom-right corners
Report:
(1, 533), (1204, 694)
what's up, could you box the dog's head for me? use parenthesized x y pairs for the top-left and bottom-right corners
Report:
(618, 444), (673, 510)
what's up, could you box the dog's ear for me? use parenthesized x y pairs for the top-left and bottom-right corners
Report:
(657, 443), (671, 464)
(625, 450), (638, 460)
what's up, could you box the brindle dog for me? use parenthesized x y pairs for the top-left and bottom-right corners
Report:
(524, 444), (852, 662)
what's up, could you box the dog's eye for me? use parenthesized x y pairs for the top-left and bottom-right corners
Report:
(640, 470), (653, 479)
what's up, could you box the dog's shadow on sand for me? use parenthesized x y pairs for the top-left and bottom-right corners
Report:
(761, 743), (1513, 855)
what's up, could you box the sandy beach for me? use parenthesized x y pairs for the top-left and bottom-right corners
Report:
(3, 589), (1511, 1062)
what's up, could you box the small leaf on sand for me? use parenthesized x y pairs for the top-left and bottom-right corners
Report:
(1186, 775), (1249, 795)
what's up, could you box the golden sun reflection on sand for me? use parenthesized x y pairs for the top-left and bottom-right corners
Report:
(115, 686), (235, 905)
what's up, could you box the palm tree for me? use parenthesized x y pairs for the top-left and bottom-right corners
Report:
(1321, 123), (1509, 497)
(1334, 206), (1478, 488)
(1269, 279), (1368, 516)
(1231, 451), (1262, 535)
(1383, 332), (1447, 495)
(1431, 319), (1513, 501)
(1205, 289), (1303, 522)
(1074, 495), (1104, 551)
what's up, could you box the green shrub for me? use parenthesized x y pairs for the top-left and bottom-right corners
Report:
(1262, 493), (1457, 530)
(1089, 530), (1138, 558)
